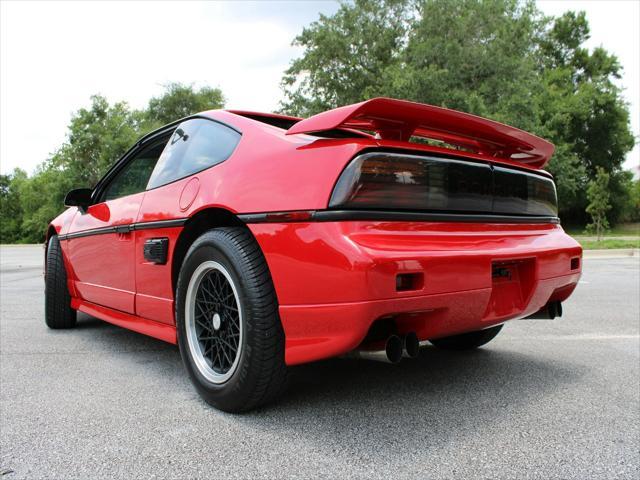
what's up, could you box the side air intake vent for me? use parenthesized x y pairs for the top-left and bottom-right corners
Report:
(143, 238), (169, 265)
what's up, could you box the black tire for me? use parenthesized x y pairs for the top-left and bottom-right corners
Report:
(429, 324), (503, 351)
(175, 227), (288, 413)
(45, 235), (77, 329)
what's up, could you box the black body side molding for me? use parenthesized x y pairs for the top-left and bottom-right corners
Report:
(58, 218), (188, 241)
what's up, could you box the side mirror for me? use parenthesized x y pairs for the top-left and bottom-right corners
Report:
(64, 188), (93, 210)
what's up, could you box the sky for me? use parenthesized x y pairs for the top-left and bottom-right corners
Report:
(1, 0), (638, 175)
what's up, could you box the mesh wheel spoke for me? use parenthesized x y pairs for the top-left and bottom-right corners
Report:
(195, 317), (213, 334)
(189, 264), (242, 381)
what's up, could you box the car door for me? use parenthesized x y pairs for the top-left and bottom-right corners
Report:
(66, 135), (170, 313)
(134, 118), (241, 324)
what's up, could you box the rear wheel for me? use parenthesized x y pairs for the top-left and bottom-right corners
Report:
(429, 324), (503, 351)
(44, 235), (77, 329)
(176, 227), (287, 412)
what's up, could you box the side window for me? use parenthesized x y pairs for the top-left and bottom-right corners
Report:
(146, 119), (241, 190)
(102, 137), (169, 202)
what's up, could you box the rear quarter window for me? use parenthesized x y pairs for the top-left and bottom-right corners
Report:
(146, 118), (240, 190)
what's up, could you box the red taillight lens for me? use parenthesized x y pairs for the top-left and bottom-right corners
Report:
(329, 152), (558, 216)
(329, 152), (492, 211)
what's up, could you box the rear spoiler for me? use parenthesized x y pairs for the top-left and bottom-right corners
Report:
(286, 97), (554, 168)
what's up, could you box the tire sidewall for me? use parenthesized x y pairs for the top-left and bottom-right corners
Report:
(44, 235), (76, 329)
(176, 231), (257, 409)
(44, 235), (56, 314)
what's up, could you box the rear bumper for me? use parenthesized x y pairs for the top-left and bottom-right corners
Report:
(249, 221), (582, 365)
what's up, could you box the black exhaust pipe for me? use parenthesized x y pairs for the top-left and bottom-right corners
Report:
(351, 334), (403, 364)
(385, 335), (403, 363)
(402, 332), (420, 359)
(524, 301), (563, 320)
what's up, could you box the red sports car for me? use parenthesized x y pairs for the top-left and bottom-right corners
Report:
(45, 98), (582, 412)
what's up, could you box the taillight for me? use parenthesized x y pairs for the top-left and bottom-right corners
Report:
(329, 152), (558, 216)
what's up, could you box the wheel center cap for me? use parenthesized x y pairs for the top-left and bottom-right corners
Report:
(212, 313), (221, 331)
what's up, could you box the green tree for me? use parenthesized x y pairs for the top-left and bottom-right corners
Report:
(145, 82), (225, 128)
(281, 0), (543, 128)
(536, 11), (635, 224)
(280, 0), (410, 117)
(280, 0), (635, 224)
(0, 169), (27, 243)
(617, 171), (640, 223)
(2, 96), (141, 242)
(585, 167), (611, 241)
(2, 83), (227, 243)
(49, 95), (140, 188)
(631, 178), (640, 223)
(15, 166), (72, 242)
(389, 0), (543, 130)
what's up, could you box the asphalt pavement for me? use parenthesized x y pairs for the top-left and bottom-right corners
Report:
(1, 245), (638, 479)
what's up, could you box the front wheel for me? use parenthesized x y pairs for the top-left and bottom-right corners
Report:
(429, 324), (503, 351)
(175, 227), (287, 412)
(44, 235), (77, 329)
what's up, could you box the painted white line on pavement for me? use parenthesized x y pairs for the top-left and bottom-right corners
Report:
(508, 334), (639, 341)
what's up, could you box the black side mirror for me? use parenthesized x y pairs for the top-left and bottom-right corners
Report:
(64, 188), (93, 210)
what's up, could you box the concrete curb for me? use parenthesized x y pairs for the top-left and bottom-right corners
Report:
(583, 248), (639, 259)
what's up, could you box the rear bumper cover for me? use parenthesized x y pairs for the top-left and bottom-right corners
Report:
(249, 221), (582, 365)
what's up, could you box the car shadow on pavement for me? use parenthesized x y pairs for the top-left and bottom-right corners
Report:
(74, 313), (583, 459)
(74, 313), (179, 353)
(75, 316), (113, 330)
(238, 345), (584, 459)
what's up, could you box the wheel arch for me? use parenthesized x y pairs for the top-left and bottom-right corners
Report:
(46, 225), (57, 242)
(171, 207), (252, 293)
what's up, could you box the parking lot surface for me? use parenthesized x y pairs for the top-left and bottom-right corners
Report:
(1, 245), (638, 479)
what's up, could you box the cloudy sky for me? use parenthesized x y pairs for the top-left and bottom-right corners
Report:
(1, 0), (638, 175)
